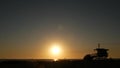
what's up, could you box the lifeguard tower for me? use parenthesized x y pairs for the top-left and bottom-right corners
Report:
(94, 43), (109, 60)
(84, 43), (109, 60)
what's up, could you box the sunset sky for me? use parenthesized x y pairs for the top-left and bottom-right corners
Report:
(0, 0), (120, 59)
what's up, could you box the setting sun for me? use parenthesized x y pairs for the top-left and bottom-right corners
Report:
(50, 43), (62, 61)
(51, 44), (61, 55)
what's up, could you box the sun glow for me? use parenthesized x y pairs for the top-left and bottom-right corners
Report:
(54, 58), (58, 61)
(49, 43), (63, 60)
(51, 44), (61, 55)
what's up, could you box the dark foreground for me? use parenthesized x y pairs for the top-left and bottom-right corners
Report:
(0, 59), (120, 68)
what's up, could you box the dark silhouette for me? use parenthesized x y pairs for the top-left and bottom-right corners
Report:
(0, 59), (120, 68)
(84, 43), (109, 60)
(83, 54), (95, 60)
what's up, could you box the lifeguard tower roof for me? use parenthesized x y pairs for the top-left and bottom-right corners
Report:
(94, 43), (109, 58)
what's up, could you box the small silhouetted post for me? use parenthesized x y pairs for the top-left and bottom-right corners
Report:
(98, 43), (100, 48)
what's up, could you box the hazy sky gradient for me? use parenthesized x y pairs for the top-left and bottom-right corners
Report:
(0, 0), (120, 59)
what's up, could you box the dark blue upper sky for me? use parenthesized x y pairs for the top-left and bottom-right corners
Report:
(0, 0), (120, 58)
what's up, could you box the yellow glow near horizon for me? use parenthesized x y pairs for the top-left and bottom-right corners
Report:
(51, 44), (61, 55)
(54, 58), (58, 61)
(50, 43), (62, 61)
